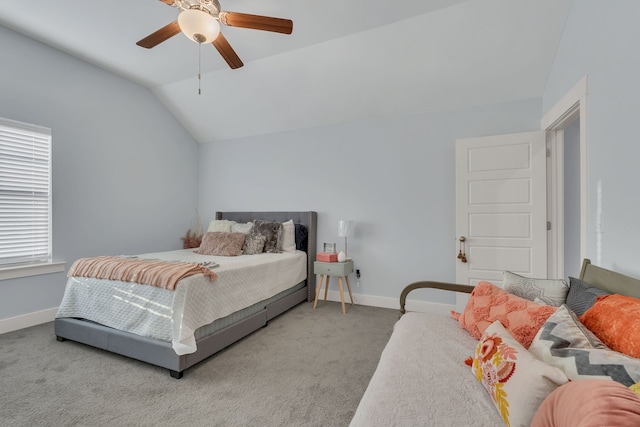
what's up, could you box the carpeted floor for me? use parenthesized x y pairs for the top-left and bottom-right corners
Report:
(0, 301), (398, 427)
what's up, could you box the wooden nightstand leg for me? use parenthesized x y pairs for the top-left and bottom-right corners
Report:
(323, 275), (330, 301)
(313, 274), (324, 309)
(345, 276), (355, 306)
(338, 277), (346, 314)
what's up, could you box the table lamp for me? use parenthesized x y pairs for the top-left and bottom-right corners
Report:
(338, 220), (354, 261)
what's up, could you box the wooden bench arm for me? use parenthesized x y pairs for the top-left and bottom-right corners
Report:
(399, 281), (475, 316)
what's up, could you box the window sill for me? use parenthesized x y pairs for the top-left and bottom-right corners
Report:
(0, 261), (66, 281)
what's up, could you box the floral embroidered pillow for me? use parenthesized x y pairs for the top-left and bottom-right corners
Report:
(472, 321), (568, 427)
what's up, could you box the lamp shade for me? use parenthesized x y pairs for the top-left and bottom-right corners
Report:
(338, 220), (354, 237)
(178, 9), (220, 44)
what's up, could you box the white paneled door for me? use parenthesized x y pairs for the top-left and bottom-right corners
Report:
(455, 131), (547, 292)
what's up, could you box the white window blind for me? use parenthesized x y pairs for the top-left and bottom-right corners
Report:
(0, 117), (52, 267)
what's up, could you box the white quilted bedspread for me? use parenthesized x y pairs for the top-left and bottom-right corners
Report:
(56, 249), (306, 355)
(350, 312), (503, 427)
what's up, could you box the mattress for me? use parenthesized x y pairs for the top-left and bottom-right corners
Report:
(56, 249), (307, 355)
(350, 312), (503, 426)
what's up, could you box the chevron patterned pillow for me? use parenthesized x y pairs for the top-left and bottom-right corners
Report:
(529, 305), (640, 386)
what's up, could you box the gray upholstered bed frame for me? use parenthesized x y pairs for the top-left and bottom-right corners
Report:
(55, 211), (317, 379)
(399, 258), (640, 316)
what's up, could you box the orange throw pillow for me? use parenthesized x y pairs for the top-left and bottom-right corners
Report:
(453, 281), (557, 348)
(579, 294), (640, 359)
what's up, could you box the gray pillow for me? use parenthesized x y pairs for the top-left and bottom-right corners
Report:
(503, 271), (569, 307)
(242, 234), (266, 255)
(565, 276), (609, 316)
(250, 220), (283, 253)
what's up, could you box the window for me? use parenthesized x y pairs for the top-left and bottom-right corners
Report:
(0, 117), (52, 268)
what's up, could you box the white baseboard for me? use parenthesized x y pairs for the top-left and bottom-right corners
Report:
(321, 290), (456, 315)
(0, 307), (58, 335)
(1, 291), (457, 335)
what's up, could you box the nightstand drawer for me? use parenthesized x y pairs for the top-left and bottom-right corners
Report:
(314, 260), (353, 276)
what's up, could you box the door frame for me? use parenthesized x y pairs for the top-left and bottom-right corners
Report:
(542, 76), (589, 278)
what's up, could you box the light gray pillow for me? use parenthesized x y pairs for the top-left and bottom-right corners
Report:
(503, 271), (568, 307)
(242, 234), (266, 255)
(231, 221), (253, 234)
(250, 220), (283, 253)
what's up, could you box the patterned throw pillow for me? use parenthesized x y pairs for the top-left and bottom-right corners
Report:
(250, 220), (283, 253)
(503, 271), (569, 306)
(472, 321), (568, 427)
(242, 233), (266, 255)
(529, 305), (640, 386)
(580, 294), (640, 359)
(453, 281), (558, 348)
(565, 276), (609, 316)
(196, 232), (246, 256)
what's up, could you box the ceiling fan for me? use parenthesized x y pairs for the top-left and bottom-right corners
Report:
(136, 0), (293, 70)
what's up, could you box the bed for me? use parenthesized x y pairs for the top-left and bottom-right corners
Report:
(55, 211), (317, 378)
(350, 259), (640, 426)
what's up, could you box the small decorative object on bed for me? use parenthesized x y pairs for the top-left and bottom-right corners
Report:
(351, 259), (640, 426)
(55, 211), (317, 379)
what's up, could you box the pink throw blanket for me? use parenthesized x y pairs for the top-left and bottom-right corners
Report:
(68, 256), (217, 290)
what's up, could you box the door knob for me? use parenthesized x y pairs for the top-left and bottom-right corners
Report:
(458, 236), (467, 263)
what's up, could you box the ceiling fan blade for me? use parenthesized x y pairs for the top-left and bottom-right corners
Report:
(212, 32), (244, 69)
(220, 12), (293, 35)
(136, 22), (181, 49)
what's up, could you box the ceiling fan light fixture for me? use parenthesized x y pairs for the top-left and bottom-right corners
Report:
(178, 8), (220, 44)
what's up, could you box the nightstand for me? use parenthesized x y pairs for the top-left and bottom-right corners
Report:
(313, 260), (355, 314)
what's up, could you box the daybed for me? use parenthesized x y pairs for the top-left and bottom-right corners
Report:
(350, 259), (640, 426)
(55, 211), (317, 379)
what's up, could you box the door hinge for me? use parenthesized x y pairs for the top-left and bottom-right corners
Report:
(547, 221), (552, 231)
(546, 148), (551, 158)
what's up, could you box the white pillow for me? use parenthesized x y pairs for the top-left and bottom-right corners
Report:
(207, 219), (233, 232)
(472, 321), (568, 427)
(280, 220), (296, 253)
(503, 271), (568, 306)
(231, 221), (253, 234)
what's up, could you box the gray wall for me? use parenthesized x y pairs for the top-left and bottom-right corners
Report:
(543, 1), (640, 277)
(198, 98), (541, 304)
(0, 26), (199, 320)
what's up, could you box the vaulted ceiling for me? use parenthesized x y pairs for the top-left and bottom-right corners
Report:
(0, 0), (572, 142)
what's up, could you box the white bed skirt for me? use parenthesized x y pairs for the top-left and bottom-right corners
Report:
(56, 249), (307, 355)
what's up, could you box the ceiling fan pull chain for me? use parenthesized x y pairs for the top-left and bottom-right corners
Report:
(198, 42), (202, 95)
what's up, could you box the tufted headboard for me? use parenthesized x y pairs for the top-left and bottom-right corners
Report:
(215, 211), (318, 301)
